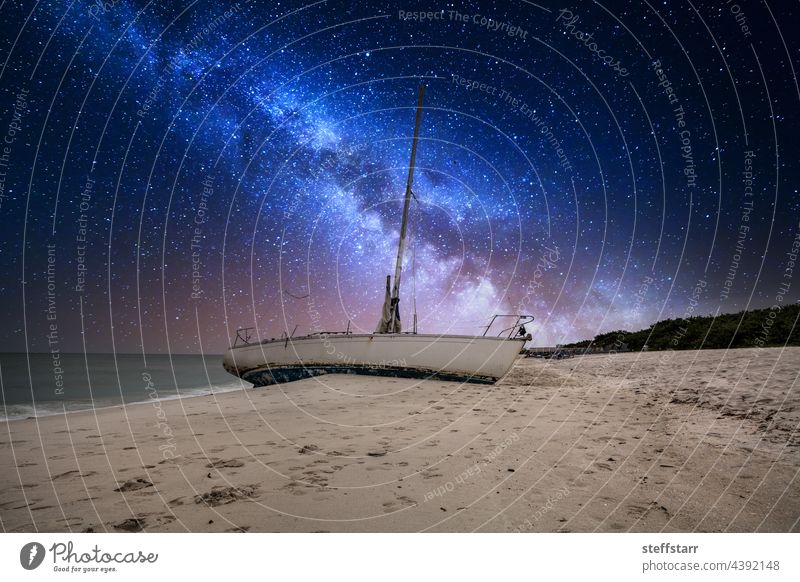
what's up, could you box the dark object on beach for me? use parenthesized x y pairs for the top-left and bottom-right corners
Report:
(507, 468), (515, 472)
(208, 519), (214, 524)
(82, 526), (95, 533)
(367, 451), (387, 457)
(206, 459), (245, 468)
(299, 444), (319, 454)
(113, 478), (153, 492)
(194, 485), (257, 507)
(113, 518), (145, 532)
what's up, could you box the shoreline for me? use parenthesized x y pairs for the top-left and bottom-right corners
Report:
(0, 380), (249, 423)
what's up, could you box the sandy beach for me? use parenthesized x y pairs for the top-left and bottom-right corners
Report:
(1, 347), (798, 533)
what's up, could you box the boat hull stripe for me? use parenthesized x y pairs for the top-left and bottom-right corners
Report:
(241, 365), (497, 387)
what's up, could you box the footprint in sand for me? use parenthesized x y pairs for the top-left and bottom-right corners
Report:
(195, 485), (257, 506)
(206, 459), (245, 468)
(112, 517), (146, 532)
(301, 471), (329, 486)
(627, 501), (671, 521)
(114, 478), (154, 492)
(281, 481), (308, 496)
(421, 470), (443, 479)
(382, 495), (417, 513)
(51, 470), (81, 480)
(152, 515), (177, 527)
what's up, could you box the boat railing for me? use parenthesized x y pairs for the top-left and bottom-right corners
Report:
(482, 314), (534, 339)
(233, 327), (256, 347)
(234, 323), (360, 347)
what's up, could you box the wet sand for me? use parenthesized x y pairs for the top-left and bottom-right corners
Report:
(1, 347), (798, 532)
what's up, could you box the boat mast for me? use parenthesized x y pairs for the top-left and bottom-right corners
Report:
(389, 84), (425, 331)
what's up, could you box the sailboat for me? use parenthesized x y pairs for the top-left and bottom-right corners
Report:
(223, 86), (532, 387)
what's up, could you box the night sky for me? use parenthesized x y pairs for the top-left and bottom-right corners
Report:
(1, 0), (798, 354)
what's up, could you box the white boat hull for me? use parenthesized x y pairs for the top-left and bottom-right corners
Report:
(223, 333), (524, 386)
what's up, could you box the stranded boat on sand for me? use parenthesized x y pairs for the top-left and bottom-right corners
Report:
(223, 86), (531, 386)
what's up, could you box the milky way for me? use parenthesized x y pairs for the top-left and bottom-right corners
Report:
(1, 0), (798, 353)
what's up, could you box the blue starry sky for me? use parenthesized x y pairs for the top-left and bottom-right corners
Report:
(0, 0), (798, 353)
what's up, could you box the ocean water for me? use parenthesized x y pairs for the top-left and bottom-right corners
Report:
(0, 352), (247, 422)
